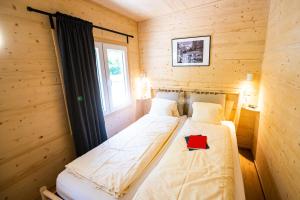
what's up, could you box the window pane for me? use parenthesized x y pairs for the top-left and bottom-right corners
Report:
(95, 47), (107, 113)
(106, 48), (128, 108)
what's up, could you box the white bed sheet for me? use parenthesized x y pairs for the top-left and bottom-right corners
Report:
(56, 119), (245, 200)
(222, 121), (245, 200)
(57, 116), (187, 200)
(64, 114), (180, 197)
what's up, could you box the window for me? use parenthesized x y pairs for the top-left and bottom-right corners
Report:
(95, 42), (131, 115)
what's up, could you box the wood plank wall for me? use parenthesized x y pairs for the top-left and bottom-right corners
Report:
(0, 0), (139, 199)
(138, 0), (269, 99)
(255, 0), (300, 199)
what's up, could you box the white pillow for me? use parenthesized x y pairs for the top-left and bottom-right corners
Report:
(149, 98), (179, 117)
(191, 102), (224, 124)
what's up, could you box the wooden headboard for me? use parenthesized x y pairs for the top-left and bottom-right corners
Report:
(149, 87), (242, 127)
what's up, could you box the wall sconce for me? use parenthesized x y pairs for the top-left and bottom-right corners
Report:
(246, 73), (253, 81)
(243, 73), (256, 108)
(136, 73), (151, 100)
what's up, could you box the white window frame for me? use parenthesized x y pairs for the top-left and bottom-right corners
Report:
(95, 42), (131, 115)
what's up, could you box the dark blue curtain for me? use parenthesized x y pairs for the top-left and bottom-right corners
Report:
(56, 12), (107, 156)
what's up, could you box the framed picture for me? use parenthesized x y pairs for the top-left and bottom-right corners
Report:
(172, 36), (211, 66)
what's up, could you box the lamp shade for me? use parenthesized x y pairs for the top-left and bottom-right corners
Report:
(246, 73), (253, 81)
(136, 74), (151, 100)
(243, 73), (255, 106)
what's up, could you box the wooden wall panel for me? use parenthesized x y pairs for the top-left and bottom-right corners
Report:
(0, 0), (139, 199)
(138, 0), (269, 100)
(256, 0), (300, 199)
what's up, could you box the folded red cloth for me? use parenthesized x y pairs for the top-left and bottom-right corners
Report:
(187, 135), (207, 149)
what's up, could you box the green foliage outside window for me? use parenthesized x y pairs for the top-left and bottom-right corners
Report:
(108, 60), (121, 75)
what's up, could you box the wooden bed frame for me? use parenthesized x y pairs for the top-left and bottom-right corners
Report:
(40, 186), (62, 200)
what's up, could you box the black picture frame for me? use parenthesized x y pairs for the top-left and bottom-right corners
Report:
(172, 35), (211, 67)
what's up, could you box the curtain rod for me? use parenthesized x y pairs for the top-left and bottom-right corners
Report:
(27, 6), (134, 43)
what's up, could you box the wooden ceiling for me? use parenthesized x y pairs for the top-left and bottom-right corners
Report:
(92, 0), (220, 21)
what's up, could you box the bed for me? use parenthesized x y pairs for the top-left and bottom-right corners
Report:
(58, 111), (183, 197)
(133, 118), (245, 200)
(132, 89), (245, 200)
(56, 118), (244, 200)
(42, 89), (245, 200)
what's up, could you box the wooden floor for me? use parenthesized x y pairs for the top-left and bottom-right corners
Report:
(239, 149), (265, 200)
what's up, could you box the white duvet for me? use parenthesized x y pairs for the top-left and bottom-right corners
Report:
(65, 114), (179, 198)
(133, 119), (234, 200)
